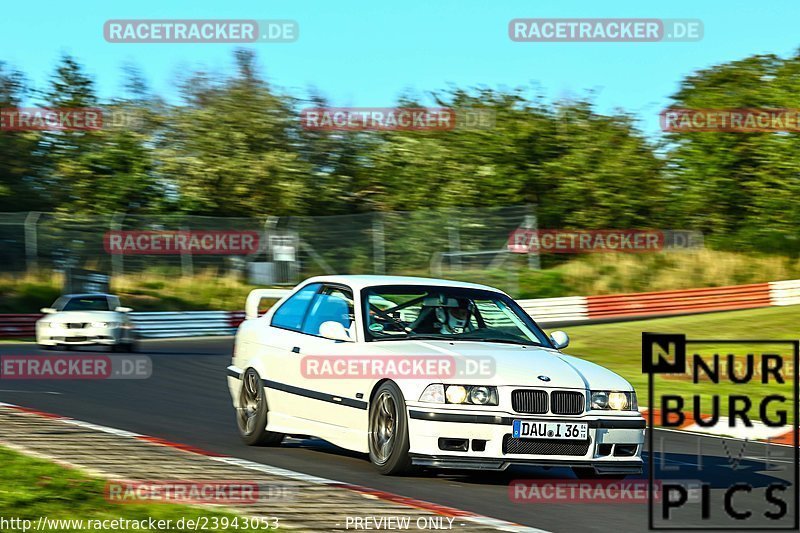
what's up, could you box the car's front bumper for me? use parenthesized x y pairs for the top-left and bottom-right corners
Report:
(406, 407), (645, 473)
(37, 326), (126, 346)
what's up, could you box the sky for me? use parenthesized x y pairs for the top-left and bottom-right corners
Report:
(2, 0), (798, 137)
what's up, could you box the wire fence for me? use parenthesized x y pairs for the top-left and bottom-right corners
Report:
(0, 205), (537, 286)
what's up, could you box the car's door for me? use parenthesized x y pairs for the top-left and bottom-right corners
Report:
(258, 283), (322, 418)
(291, 284), (367, 430)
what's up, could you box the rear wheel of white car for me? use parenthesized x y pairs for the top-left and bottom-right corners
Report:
(368, 381), (413, 475)
(236, 368), (284, 446)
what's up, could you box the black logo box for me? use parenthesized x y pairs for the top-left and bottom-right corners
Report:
(643, 333), (800, 531)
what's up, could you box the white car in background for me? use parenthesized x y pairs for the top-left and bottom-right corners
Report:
(36, 293), (136, 351)
(227, 276), (644, 477)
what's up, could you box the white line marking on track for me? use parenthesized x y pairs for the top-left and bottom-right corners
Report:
(0, 401), (548, 533)
(651, 426), (795, 447)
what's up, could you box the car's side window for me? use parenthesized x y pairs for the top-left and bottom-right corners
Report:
(271, 283), (321, 332)
(301, 286), (354, 337)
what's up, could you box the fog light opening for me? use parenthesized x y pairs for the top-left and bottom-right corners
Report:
(438, 438), (469, 452)
(471, 439), (487, 452)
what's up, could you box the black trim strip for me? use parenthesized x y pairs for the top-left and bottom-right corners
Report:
(593, 419), (647, 429)
(408, 410), (645, 429)
(227, 368), (242, 379)
(263, 379), (368, 410)
(410, 410), (513, 425)
(409, 454), (643, 471)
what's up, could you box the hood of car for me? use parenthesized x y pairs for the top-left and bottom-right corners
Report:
(38, 311), (124, 323)
(369, 339), (632, 390)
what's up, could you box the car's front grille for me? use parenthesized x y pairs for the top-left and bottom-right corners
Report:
(511, 390), (548, 414)
(66, 323), (87, 329)
(512, 389), (585, 415)
(503, 434), (591, 456)
(551, 391), (585, 415)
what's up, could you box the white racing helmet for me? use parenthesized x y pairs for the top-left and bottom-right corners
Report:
(435, 302), (470, 333)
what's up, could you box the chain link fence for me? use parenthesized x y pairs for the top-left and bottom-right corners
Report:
(0, 205), (538, 286)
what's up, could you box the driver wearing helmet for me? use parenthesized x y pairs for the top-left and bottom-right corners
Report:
(435, 299), (472, 334)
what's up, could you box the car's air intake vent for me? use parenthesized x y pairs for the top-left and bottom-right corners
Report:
(551, 391), (585, 415)
(511, 390), (548, 414)
(503, 435), (591, 456)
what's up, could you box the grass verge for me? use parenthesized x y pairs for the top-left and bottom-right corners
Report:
(0, 445), (271, 532)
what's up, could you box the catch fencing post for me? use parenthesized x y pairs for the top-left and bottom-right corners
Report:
(524, 211), (540, 270)
(373, 214), (386, 275)
(180, 226), (193, 277)
(110, 213), (125, 277)
(24, 211), (41, 272)
(448, 218), (462, 271)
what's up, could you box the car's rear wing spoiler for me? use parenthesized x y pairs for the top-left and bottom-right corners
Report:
(245, 289), (292, 320)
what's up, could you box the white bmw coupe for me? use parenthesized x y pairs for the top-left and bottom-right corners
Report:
(227, 276), (644, 477)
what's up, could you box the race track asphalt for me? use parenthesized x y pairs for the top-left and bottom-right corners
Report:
(0, 339), (795, 532)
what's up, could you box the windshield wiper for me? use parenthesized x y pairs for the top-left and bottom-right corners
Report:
(459, 337), (538, 346)
(374, 333), (453, 341)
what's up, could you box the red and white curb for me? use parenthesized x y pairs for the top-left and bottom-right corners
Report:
(641, 408), (795, 446)
(0, 401), (546, 533)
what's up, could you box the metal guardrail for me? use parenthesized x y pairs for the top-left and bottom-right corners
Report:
(129, 311), (238, 338)
(0, 311), (246, 339)
(1, 280), (799, 339)
(0, 314), (41, 338)
(518, 296), (589, 324)
(770, 279), (800, 306)
(585, 282), (772, 319)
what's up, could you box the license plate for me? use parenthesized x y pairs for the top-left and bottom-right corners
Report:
(512, 420), (588, 440)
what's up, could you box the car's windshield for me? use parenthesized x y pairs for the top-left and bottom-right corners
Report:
(363, 285), (550, 346)
(57, 296), (111, 312)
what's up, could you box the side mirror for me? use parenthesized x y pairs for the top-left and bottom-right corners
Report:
(319, 321), (352, 342)
(40, 307), (56, 314)
(549, 330), (569, 350)
(115, 306), (133, 313)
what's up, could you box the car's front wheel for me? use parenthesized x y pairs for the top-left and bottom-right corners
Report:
(236, 368), (284, 446)
(368, 381), (413, 475)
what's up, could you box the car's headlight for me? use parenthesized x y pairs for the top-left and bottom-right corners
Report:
(591, 390), (637, 411)
(419, 384), (445, 403)
(91, 322), (120, 328)
(419, 384), (498, 406)
(39, 321), (50, 328)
